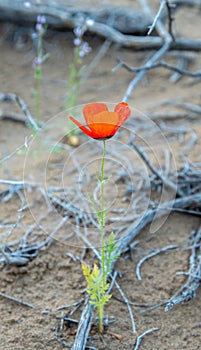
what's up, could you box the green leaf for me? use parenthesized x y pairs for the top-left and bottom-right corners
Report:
(35, 66), (41, 79)
(41, 52), (50, 64)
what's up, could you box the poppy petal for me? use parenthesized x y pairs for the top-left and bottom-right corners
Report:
(69, 102), (131, 140)
(114, 102), (131, 126)
(83, 103), (108, 125)
(69, 116), (93, 138)
(87, 111), (119, 138)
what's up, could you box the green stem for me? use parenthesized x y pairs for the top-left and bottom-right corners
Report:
(35, 66), (41, 123)
(100, 140), (106, 281)
(98, 303), (104, 334)
(67, 47), (82, 136)
(35, 31), (43, 123)
(99, 140), (106, 333)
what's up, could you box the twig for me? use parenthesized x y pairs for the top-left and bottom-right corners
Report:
(165, 227), (201, 311)
(0, 179), (27, 186)
(158, 122), (198, 152)
(75, 223), (101, 258)
(0, 112), (26, 123)
(136, 245), (178, 281)
(140, 301), (167, 314)
(147, 0), (167, 36)
(123, 42), (171, 102)
(173, 0), (201, 7)
(0, 0), (201, 47)
(121, 0), (198, 100)
(114, 58), (201, 78)
(0, 136), (33, 164)
(165, 0), (176, 41)
(0, 92), (40, 131)
(140, 227), (201, 314)
(139, 0), (172, 41)
(72, 300), (94, 350)
(134, 327), (159, 350)
(112, 193), (201, 264)
(171, 102), (201, 115)
(169, 56), (188, 83)
(112, 277), (136, 333)
(0, 215), (67, 266)
(0, 292), (35, 309)
(129, 142), (184, 197)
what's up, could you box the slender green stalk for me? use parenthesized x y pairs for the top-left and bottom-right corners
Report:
(100, 140), (106, 279)
(99, 139), (106, 333)
(35, 65), (41, 123)
(66, 47), (82, 136)
(35, 25), (43, 124)
(66, 22), (91, 138)
(98, 304), (103, 334)
(33, 16), (49, 126)
(82, 140), (119, 334)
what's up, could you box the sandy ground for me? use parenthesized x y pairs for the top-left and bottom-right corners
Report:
(0, 1), (201, 349)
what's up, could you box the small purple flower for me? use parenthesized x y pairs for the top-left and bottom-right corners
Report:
(74, 38), (81, 46)
(85, 18), (94, 27)
(35, 15), (46, 33)
(37, 15), (46, 25)
(36, 23), (42, 32)
(79, 41), (91, 57)
(82, 41), (91, 53)
(74, 26), (84, 38)
(24, 1), (31, 8)
(33, 57), (42, 68)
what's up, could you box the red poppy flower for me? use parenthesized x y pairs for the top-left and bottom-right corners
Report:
(69, 102), (131, 140)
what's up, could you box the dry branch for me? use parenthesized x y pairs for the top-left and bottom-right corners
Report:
(165, 226), (201, 311)
(173, 0), (201, 7)
(112, 193), (201, 263)
(0, 92), (40, 131)
(0, 136), (32, 164)
(122, 0), (173, 101)
(136, 245), (178, 281)
(134, 327), (159, 350)
(0, 0), (150, 34)
(0, 112), (26, 123)
(141, 225), (201, 314)
(0, 292), (35, 309)
(115, 58), (201, 78)
(0, 1), (201, 51)
(129, 142), (184, 197)
(89, 25), (201, 50)
(72, 300), (94, 350)
(115, 0), (201, 100)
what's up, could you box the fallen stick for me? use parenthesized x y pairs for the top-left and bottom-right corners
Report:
(134, 327), (159, 350)
(136, 244), (178, 281)
(112, 193), (201, 263)
(0, 1), (201, 50)
(0, 292), (35, 309)
(0, 92), (40, 131)
(129, 142), (184, 197)
(0, 0), (150, 34)
(165, 226), (201, 311)
(114, 59), (201, 78)
(72, 300), (94, 350)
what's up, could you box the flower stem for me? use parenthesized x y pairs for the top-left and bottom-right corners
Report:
(100, 140), (106, 277)
(99, 139), (106, 333)
(35, 31), (42, 124)
(98, 303), (104, 334)
(35, 66), (41, 123)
